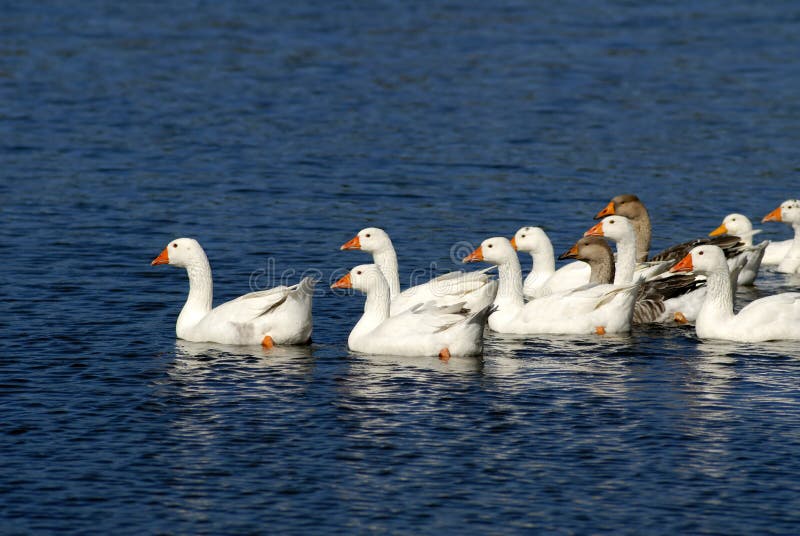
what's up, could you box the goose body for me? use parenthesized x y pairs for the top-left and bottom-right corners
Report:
(671, 246), (800, 341)
(464, 237), (637, 335)
(762, 200), (800, 274)
(762, 240), (794, 266)
(341, 227), (496, 314)
(332, 264), (493, 357)
(151, 238), (315, 345)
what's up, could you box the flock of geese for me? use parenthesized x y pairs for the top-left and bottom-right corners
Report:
(151, 195), (800, 359)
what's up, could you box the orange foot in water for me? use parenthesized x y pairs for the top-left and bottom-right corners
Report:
(674, 312), (688, 324)
(261, 335), (274, 348)
(438, 348), (451, 362)
(595, 326), (606, 335)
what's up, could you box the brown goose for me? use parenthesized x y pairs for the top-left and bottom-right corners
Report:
(559, 236), (704, 324)
(594, 194), (746, 264)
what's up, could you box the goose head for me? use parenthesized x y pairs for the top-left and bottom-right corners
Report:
(709, 213), (753, 237)
(463, 237), (516, 266)
(670, 245), (727, 275)
(151, 238), (205, 268)
(595, 194), (647, 220)
(762, 199), (800, 224)
(584, 215), (635, 244)
(559, 236), (614, 263)
(340, 227), (392, 253)
(510, 226), (550, 254)
(331, 264), (387, 294)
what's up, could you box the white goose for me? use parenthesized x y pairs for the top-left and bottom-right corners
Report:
(331, 264), (493, 358)
(707, 213), (768, 285)
(151, 238), (315, 346)
(463, 237), (637, 335)
(584, 216), (714, 323)
(340, 227), (496, 314)
(511, 226), (589, 298)
(671, 245), (800, 342)
(762, 199), (800, 274)
(511, 225), (668, 298)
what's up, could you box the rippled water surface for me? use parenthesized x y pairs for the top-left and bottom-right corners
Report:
(3, 1), (800, 533)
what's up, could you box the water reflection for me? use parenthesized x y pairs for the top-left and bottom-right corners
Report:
(172, 340), (316, 377)
(482, 331), (637, 400)
(678, 337), (799, 481)
(337, 351), (483, 410)
(347, 351), (483, 374)
(157, 341), (317, 446)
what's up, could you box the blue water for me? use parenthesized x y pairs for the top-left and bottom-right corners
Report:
(3, 1), (800, 533)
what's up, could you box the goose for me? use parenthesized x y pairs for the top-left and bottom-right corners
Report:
(707, 214), (769, 285)
(511, 225), (668, 298)
(720, 211), (795, 266)
(559, 236), (703, 324)
(151, 238), (315, 346)
(462, 237), (637, 335)
(670, 245), (800, 341)
(510, 226), (589, 298)
(331, 264), (493, 358)
(584, 216), (715, 323)
(340, 227), (496, 314)
(762, 199), (800, 274)
(595, 194), (747, 268)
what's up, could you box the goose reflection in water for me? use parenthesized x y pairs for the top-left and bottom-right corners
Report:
(174, 340), (315, 367)
(482, 331), (637, 400)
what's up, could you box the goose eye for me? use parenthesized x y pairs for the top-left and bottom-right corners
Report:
(609, 219), (615, 224)
(521, 234), (526, 238)
(698, 251), (704, 256)
(172, 243), (178, 248)
(488, 244), (493, 248)
(365, 234), (371, 238)
(356, 270), (362, 275)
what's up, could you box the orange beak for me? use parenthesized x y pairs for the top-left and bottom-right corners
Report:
(340, 235), (361, 250)
(560, 242), (580, 260)
(584, 221), (604, 237)
(762, 207), (782, 223)
(670, 254), (693, 273)
(331, 273), (352, 289)
(510, 237), (517, 250)
(594, 201), (615, 219)
(708, 223), (727, 237)
(151, 248), (170, 266)
(463, 246), (484, 263)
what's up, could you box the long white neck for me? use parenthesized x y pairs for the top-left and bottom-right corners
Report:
(496, 255), (525, 310)
(350, 277), (392, 341)
(779, 222), (800, 272)
(612, 232), (637, 284)
(372, 246), (401, 299)
(529, 242), (556, 277)
(697, 266), (735, 325)
(176, 254), (214, 336)
(788, 223), (800, 256)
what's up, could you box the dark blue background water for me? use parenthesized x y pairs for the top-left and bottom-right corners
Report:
(2, 1), (800, 533)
